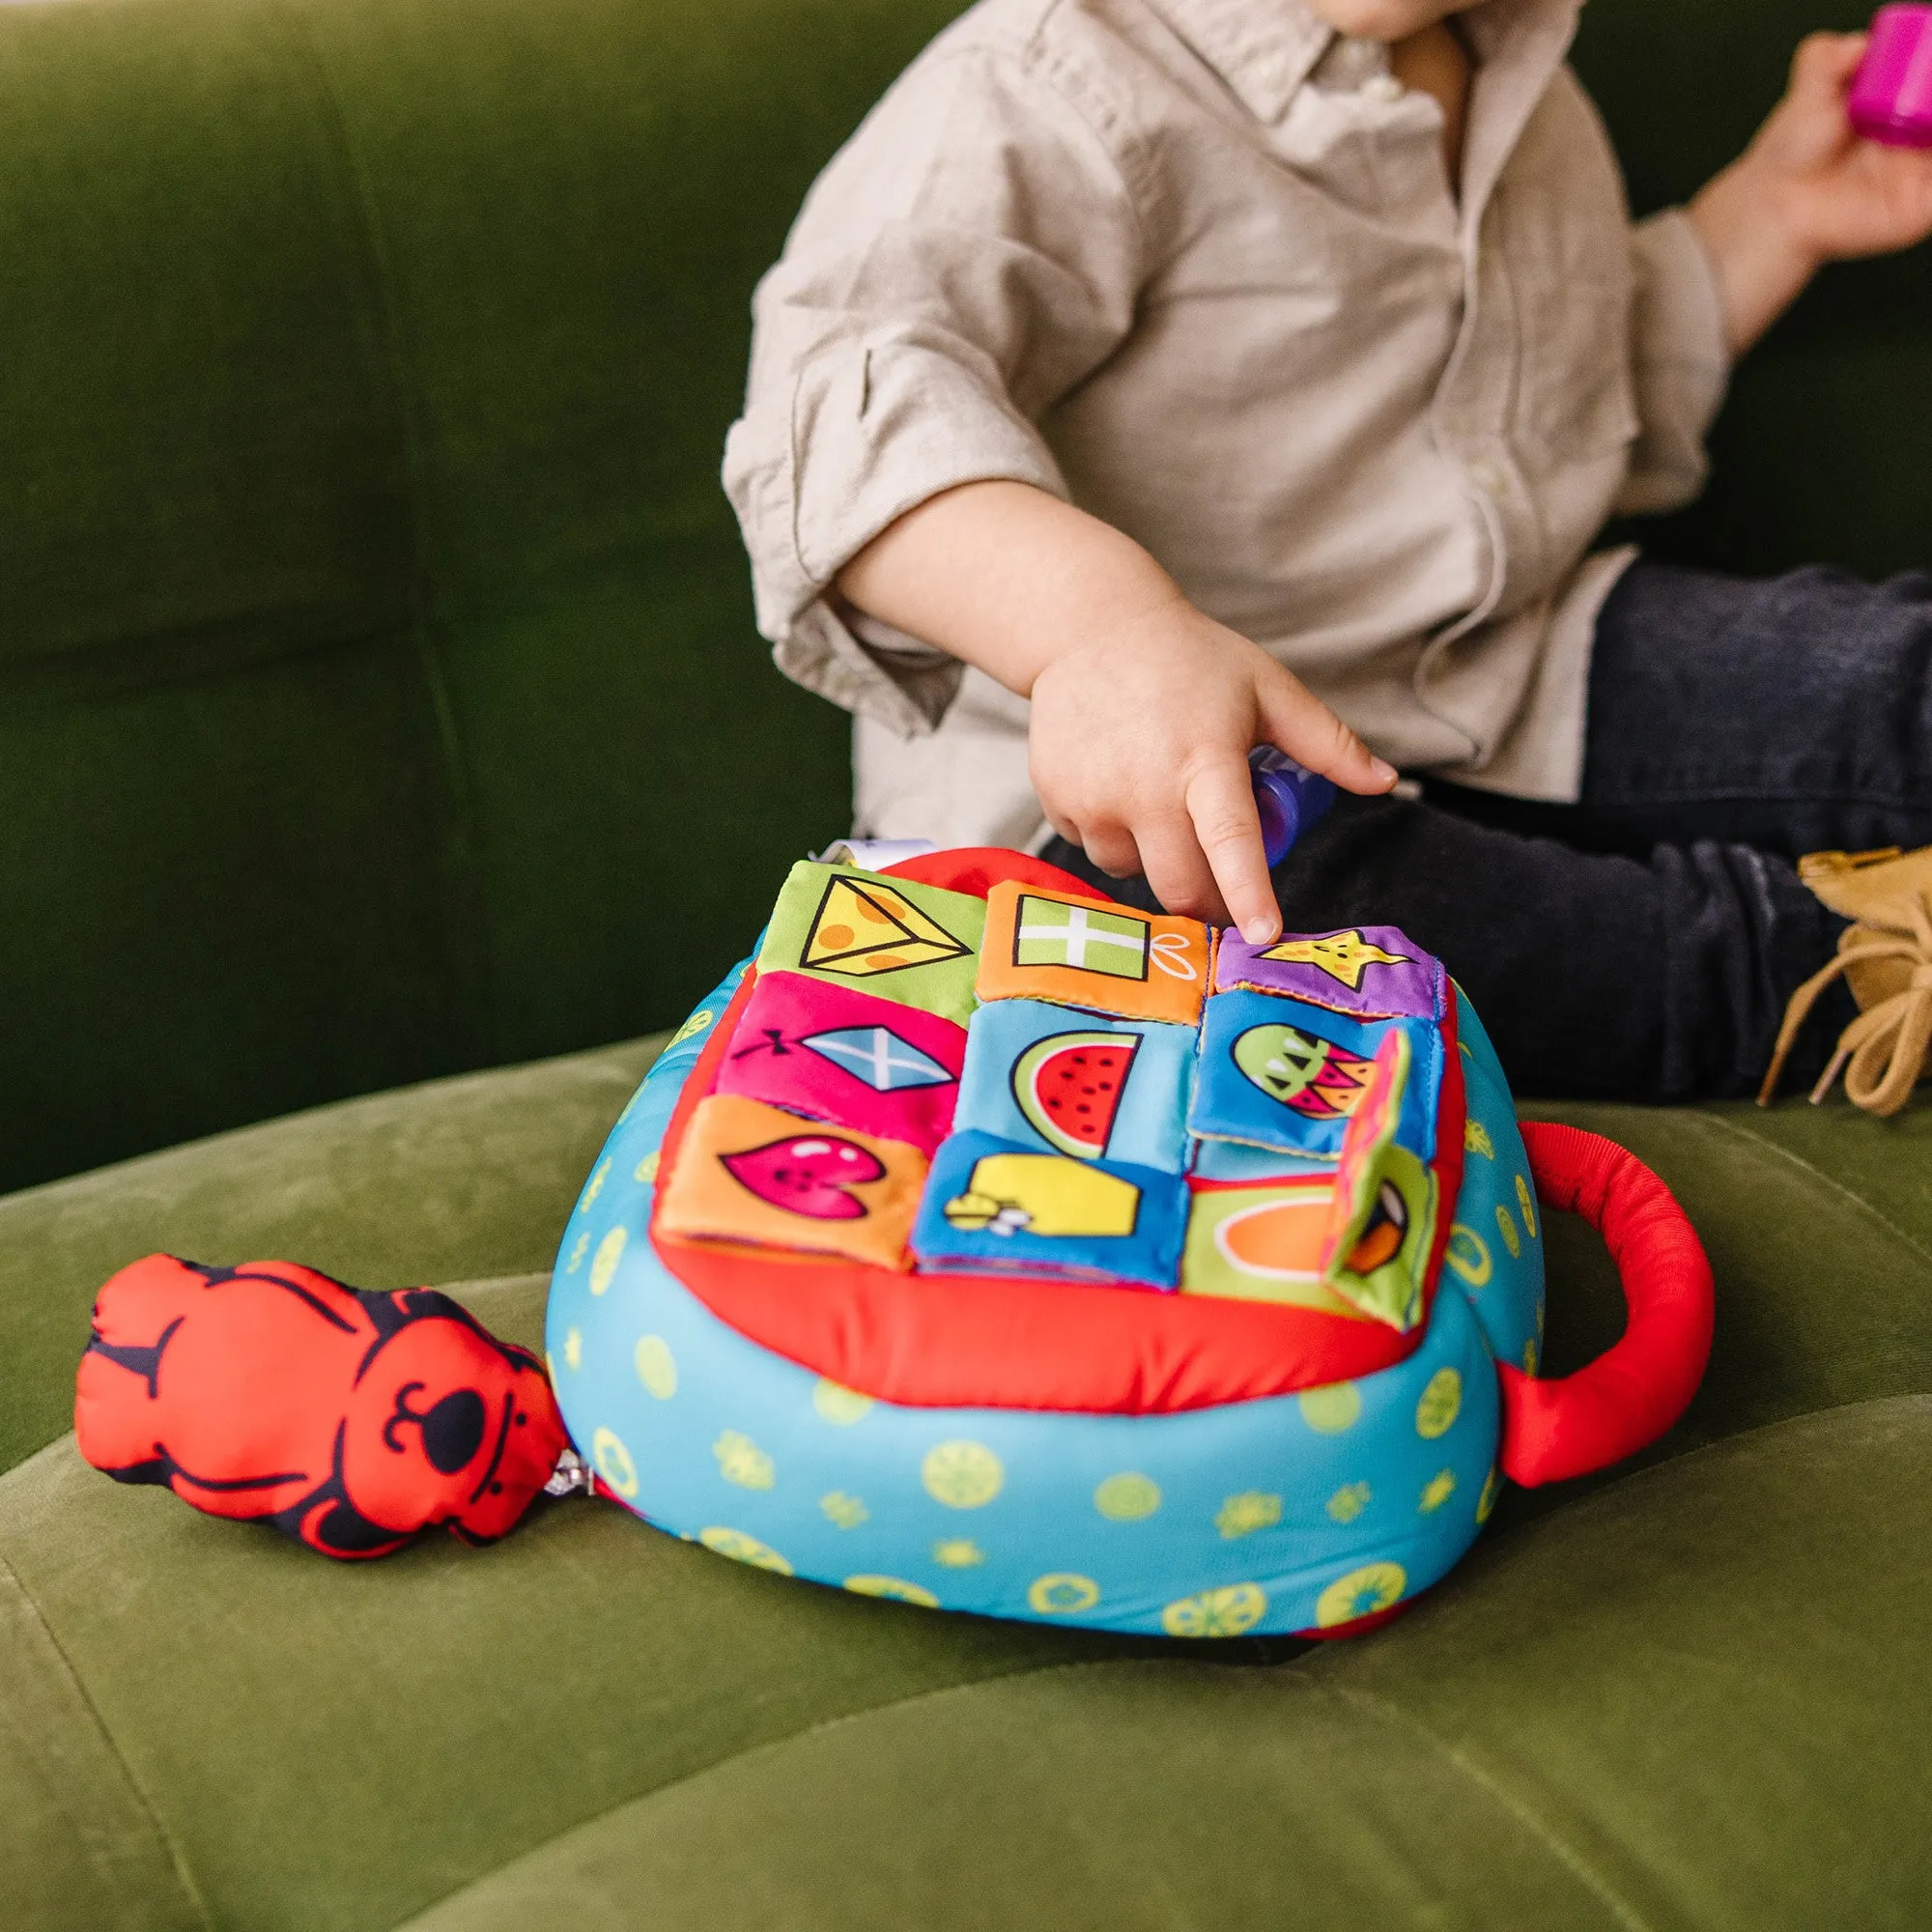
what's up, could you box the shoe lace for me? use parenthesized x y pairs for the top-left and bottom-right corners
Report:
(1758, 888), (1932, 1119)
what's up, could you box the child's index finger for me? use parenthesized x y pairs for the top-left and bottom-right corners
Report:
(1183, 758), (1280, 947)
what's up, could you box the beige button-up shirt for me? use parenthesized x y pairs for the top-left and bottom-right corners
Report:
(723, 0), (1731, 851)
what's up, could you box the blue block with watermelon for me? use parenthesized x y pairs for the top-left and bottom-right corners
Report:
(953, 998), (1197, 1174)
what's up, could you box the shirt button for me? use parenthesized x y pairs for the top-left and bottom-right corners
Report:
(1363, 72), (1404, 102)
(1469, 460), (1507, 497)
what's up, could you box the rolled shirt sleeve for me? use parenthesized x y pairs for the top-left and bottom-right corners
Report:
(1614, 207), (1733, 518)
(722, 35), (1147, 735)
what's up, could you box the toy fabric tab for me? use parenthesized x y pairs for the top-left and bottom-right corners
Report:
(1214, 923), (1446, 1021)
(656, 1094), (926, 1268)
(1184, 1036), (1435, 1331)
(757, 862), (985, 1026)
(1312, 1031), (1438, 1330)
(955, 999), (1195, 1173)
(1189, 990), (1441, 1163)
(977, 880), (1210, 1026)
(912, 1130), (1187, 1289)
(712, 972), (966, 1154)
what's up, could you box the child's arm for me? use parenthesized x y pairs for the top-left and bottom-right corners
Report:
(838, 479), (1398, 946)
(1690, 32), (1932, 354)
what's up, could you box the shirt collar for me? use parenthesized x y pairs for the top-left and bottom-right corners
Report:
(1146, 0), (1583, 130)
(1149, 0), (1335, 121)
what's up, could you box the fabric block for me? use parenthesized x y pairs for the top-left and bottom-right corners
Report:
(656, 1094), (925, 1269)
(713, 971), (966, 1153)
(976, 881), (1210, 1025)
(757, 862), (985, 1026)
(1316, 1034), (1438, 1331)
(911, 1131), (1187, 1289)
(955, 999), (1194, 1173)
(1214, 924), (1446, 1021)
(1179, 1179), (1365, 1317)
(1184, 1031), (1434, 1329)
(1189, 990), (1441, 1164)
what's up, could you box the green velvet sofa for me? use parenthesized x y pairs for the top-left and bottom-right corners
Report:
(5, 0), (1931, 1925)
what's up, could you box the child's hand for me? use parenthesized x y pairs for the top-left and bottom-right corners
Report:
(837, 480), (1398, 945)
(1029, 598), (1394, 942)
(1691, 33), (1932, 354)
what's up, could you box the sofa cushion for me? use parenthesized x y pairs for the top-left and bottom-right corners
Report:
(5, 1385), (1925, 1932)
(395, 1400), (1932, 1932)
(0, 1039), (659, 1477)
(4, 1041), (1930, 1927)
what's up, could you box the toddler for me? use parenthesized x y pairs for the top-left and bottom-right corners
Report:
(724, 0), (1932, 1103)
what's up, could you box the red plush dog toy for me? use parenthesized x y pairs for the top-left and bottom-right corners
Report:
(75, 1255), (571, 1557)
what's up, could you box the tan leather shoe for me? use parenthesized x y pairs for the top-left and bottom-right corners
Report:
(1759, 847), (1932, 1117)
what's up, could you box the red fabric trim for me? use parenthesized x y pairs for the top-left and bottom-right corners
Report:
(645, 863), (1467, 1416)
(879, 846), (1095, 901)
(649, 965), (1423, 1414)
(659, 1231), (1417, 1413)
(1496, 1122), (1715, 1487)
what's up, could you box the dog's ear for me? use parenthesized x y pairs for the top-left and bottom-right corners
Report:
(295, 1493), (414, 1560)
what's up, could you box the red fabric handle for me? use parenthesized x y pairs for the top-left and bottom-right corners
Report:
(1495, 1122), (1714, 1487)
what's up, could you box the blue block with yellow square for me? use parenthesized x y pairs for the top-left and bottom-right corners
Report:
(910, 1129), (1188, 1290)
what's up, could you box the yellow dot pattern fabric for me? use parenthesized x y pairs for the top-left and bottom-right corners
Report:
(713, 1430), (775, 1490)
(1415, 1368), (1463, 1439)
(591, 1427), (639, 1499)
(1296, 1382), (1362, 1435)
(1326, 1482), (1373, 1523)
(1316, 1562), (1407, 1628)
(811, 1379), (874, 1426)
(1215, 1492), (1283, 1540)
(1093, 1473), (1162, 1520)
(699, 1527), (793, 1575)
(1028, 1574), (1102, 1615)
(547, 958), (1520, 1643)
(1161, 1583), (1268, 1638)
(921, 1440), (1004, 1509)
(819, 1492), (869, 1529)
(843, 1575), (940, 1607)
(634, 1334), (677, 1400)
(588, 1227), (627, 1297)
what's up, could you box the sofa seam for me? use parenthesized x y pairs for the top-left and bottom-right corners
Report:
(0, 1538), (216, 1932)
(387, 1656), (1131, 1927)
(392, 1647), (1669, 1930)
(1306, 1393), (1932, 1931)
(1313, 1679), (1657, 1932)
(1679, 1111), (1932, 1274)
(267, 0), (497, 1068)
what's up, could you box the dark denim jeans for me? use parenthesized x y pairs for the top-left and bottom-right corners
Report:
(1042, 561), (1932, 1101)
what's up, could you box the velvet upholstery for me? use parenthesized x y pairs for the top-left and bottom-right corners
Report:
(4, 1055), (1931, 1928)
(4, 0), (1931, 1923)
(2, 0), (1922, 1195)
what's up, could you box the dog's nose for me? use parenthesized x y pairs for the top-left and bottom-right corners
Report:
(420, 1389), (488, 1473)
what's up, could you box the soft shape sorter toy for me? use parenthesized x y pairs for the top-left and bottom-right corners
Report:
(540, 846), (1715, 1639)
(73, 846), (1713, 1630)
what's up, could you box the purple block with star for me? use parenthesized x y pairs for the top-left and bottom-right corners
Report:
(1212, 924), (1445, 1021)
